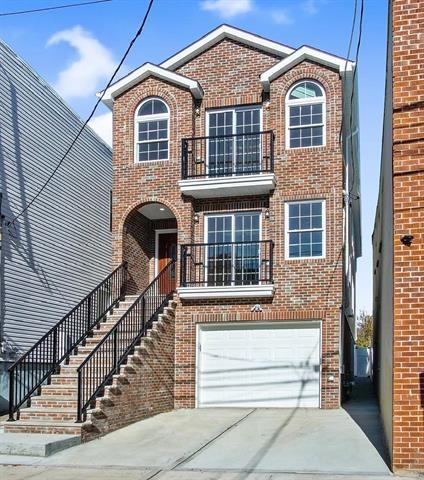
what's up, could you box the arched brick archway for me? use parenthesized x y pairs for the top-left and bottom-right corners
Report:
(122, 202), (177, 294)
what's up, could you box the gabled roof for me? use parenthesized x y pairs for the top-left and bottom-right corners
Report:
(261, 45), (354, 91)
(100, 63), (203, 108)
(160, 24), (294, 71)
(100, 25), (353, 108)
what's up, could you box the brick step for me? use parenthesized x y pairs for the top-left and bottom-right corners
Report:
(19, 407), (77, 422)
(31, 396), (77, 409)
(40, 385), (78, 396)
(65, 355), (89, 367)
(4, 420), (82, 436)
(50, 374), (78, 386)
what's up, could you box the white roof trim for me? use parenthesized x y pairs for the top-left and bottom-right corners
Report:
(260, 46), (354, 91)
(161, 24), (294, 71)
(100, 63), (203, 108)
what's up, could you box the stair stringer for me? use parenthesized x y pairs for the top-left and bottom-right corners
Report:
(81, 298), (177, 442)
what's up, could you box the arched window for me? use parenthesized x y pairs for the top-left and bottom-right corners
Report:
(286, 80), (325, 148)
(135, 98), (169, 161)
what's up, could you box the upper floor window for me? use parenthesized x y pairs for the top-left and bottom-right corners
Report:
(207, 106), (261, 176)
(286, 81), (325, 149)
(285, 200), (325, 259)
(135, 98), (169, 162)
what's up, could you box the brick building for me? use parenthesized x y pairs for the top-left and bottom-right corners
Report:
(373, 0), (424, 472)
(103, 25), (361, 411)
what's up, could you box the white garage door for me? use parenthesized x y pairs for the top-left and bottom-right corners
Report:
(197, 322), (321, 408)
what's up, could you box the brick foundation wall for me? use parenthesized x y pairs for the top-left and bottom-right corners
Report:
(112, 37), (345, 410)
(392, 0), (424, 471)
(82, 302), (176, 441)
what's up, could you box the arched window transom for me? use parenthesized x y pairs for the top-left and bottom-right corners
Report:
(135, 98), (169, 161)
(286, 80), (325, 148)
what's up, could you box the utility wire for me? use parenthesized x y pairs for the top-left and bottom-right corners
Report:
(338, 0), (358, 147)
(8, 0), (155, 226)
(0, 0), (111, 17)
(348, 0), (364, 196)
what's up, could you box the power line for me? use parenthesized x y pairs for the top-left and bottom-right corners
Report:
(8, 0), (155, 226)
(348, 0), (364, 196)
(0, 0), (111, 17)
(338, 0), (358, 147)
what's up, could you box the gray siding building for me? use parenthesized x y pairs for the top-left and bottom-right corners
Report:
(0, 39), (112, 410)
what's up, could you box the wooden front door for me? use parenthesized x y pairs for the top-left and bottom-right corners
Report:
(158, 232), (177, 293)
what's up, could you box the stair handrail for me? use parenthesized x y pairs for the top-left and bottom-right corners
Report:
(8, 262), (128, 421)
(76, 259), (176, 422)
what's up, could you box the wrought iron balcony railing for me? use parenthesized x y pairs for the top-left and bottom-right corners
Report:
(181, 130), (274, 180)
(180, 240), (273, 287)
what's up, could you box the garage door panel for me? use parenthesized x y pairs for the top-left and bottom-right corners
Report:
(198, 323), (320, 408)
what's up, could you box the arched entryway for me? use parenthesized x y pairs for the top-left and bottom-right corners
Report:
(122, 202), (177, 294)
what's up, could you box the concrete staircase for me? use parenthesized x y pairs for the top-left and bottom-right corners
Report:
(4, 295), (141, 437)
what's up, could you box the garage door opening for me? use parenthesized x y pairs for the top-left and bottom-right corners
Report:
(197, 322), (321, 408)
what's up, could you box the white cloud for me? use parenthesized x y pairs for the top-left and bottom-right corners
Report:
(88, 112), (112, 147)
(302, 0), (318, 15)
(47, 26), (115, 99)
(271, 9), (293, 25)
(200, 0), (253, 18)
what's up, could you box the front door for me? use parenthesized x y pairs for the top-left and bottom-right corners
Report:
(158, 232), (177, 293)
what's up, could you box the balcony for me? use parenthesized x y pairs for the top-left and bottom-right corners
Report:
(177, 240), (274, 299)
(178, 131), (276, 198)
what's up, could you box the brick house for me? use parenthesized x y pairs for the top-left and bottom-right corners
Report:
(373, 0), (424, 472)
(102, 24), (361, 411)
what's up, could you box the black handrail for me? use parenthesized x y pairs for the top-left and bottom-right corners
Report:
(76, 259), (176, 422)
(8, 262), (128, 421)
(180, 240), (274, 287)
(181, 130), (274, 179)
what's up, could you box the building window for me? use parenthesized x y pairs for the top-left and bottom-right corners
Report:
(206, 212), (261, 285)
(286, 80), (325, 148)
(207, 105), (261, 176)
(285, 200), (325, 258)
(135, 98), (169, 161)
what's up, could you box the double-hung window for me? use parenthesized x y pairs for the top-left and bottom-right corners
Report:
(206, 212), (261, 286)
(286, 200), (325, 259)
(207, 106), (261, 176)
(286, 81), (325, 148)
(135, 98), (169, 161)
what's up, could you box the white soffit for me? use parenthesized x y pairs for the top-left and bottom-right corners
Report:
(100, 63), (203, 108)
(161, 24), (294, 71)
(261, 46), (355, 91)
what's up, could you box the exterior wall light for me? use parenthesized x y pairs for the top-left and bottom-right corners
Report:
(193, 213), (199, 223)
(264, 209), (270, 219)
(400, 235), (414, 246)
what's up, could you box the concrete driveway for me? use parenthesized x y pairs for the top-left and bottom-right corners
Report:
(0, 407), (391, 478)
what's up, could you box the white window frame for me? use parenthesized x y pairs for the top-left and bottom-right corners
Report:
(205, 105), (263, 175)
(134, 97), (170, 163)
(203, 211), (263, 286)
(285, 200), (326, 260)
(285, 80), (326, 149)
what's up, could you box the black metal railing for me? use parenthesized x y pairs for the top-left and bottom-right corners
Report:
(180, 240), (273, 287)
(76, 259), (176, 422)
(8, 262), (128, 421)
(181, 130), (274, 179)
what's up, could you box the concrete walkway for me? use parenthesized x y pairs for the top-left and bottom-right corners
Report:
(0, 378), (405, 479)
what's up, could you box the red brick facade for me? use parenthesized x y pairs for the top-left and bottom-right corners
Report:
(111, 31), (352, 411)
(392, 0), (424, 471)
